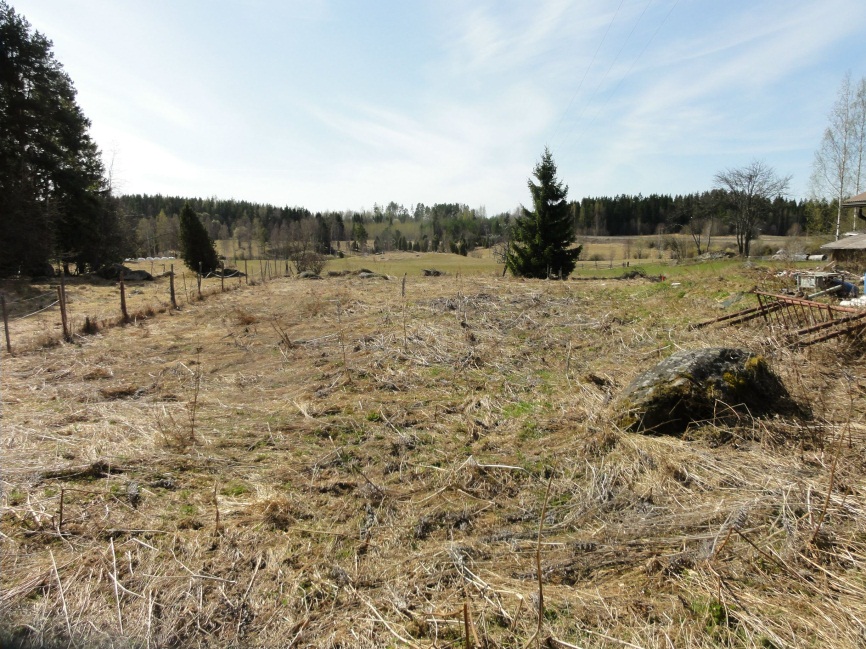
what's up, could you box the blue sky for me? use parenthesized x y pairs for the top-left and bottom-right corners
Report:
(13, 0), (866, 214)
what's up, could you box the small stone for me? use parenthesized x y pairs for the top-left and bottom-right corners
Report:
(126, 481), (141, 508)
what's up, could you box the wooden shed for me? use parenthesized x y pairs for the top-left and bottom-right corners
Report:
(820, 232), (866, 267)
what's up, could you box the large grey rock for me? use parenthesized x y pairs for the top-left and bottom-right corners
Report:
(614, 348), (803, 436)
(96, 264), (153, 281)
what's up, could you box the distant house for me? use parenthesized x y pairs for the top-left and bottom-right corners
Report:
(842, 190), (866, 225)
(818, 192), (866, 267)
(820, 232), (866, 267)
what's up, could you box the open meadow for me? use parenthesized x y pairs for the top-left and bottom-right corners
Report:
(2, 254), (865, 648)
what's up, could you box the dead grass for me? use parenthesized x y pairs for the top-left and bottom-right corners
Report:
(1, 263), (865, 648)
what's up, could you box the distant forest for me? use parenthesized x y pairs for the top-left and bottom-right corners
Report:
(120, 192), (822, 260)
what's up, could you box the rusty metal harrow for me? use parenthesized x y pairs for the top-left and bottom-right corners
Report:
(693, 290), (866, 347)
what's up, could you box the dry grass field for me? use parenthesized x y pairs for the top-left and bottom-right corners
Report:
(2, 256), (865, 648)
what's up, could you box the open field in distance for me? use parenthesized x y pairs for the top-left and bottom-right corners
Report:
(214, 234), (829, 272)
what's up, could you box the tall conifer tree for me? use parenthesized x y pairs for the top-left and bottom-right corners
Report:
(506, 148), (581, 278)
(0, 2), (125, 275)
(179, 203), (220, 274)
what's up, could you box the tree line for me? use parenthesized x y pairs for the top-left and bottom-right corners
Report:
(121, 195), (505, 259)
(574, 192), (808, 239)
(119, 190), (815, 260)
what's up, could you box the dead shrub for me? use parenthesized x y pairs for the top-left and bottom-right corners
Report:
(83, 367), (112, 380)
(80, 316), (100, 335)
(247, 497), (310, 530)
(233, 308), (258, 326)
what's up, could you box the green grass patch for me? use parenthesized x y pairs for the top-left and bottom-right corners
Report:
(518, 420), (545, 441)
(502, 401), (535, 418)
(221, 482), (250, 497)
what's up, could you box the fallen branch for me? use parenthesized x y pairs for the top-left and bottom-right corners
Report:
(170, 549), (237, 584)
(358, 593), (423, 649)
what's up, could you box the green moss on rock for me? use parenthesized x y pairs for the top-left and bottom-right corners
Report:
(613, 348), (805, 436)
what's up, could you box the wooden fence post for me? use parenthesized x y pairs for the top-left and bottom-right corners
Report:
(58, 271), (71, 341)
(170, 264), (178, 309)
(197, 262), (202, 299)
(57, 488), (64, 532)
(56, 285), (63, 332)
(57, 285), (70, 342)
(244, 259), (248, 285)
(119, 272), (129, 322)
(220, 262), (225, 293)
(1, 295), (11, 354)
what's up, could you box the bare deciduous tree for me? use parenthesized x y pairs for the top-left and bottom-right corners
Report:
(714, 160), (790, 257)
(287, 219), (327, 275)
(811, 72), (866, 238)
(684, 217), (711, 256)
(853, 77), (866, 219)
(664, 235), (688, 261)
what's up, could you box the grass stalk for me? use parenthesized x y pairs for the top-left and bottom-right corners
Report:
(50, 548), (72, 641)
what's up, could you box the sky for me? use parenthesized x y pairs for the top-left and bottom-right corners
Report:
(12, 0), (866, 215)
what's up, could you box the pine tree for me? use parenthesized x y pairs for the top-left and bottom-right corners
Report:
(179, 203), (220, 274)
(506, 148), (581, 278)
(0, 2), (126, 276)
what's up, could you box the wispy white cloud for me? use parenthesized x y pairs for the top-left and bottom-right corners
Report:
(547, 0), (866, 198)
(12, 0), (866, 211)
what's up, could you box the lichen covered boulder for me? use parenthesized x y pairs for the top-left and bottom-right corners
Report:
(614, 348), (802, 436)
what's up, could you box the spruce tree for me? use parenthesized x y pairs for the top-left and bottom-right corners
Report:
(506, 148), (581, 278)
(1, 2), (126, 276)
(179, 203), (220, 274)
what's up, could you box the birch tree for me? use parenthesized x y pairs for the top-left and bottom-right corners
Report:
(811, 72), (866, 238)
(852, 78), (866, 222)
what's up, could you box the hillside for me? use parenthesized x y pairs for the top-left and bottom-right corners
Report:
(2, 260), (865, 648)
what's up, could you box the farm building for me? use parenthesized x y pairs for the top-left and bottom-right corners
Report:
(843, 190), (866, 222)
(820, 232), (866, 266)
(819, 192), (866, 266)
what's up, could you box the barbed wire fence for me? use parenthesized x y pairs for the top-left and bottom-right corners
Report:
(0, 261), (262, 356)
